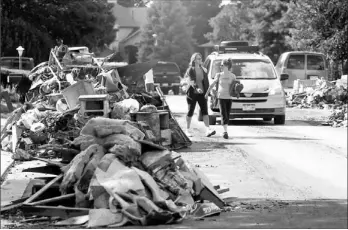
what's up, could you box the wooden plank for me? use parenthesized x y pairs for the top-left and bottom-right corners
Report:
(217, 188), (230, 194)
(23, 174), (63, 205)
(30, 157), (65, 167)
(27, 194), (75, 206)
(21, 206), (90, 219)
(12, 124), (22, 153)
(137, 139), (167, 151)
(22, 165), (62, 175)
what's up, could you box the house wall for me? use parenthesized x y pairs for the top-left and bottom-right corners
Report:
(109, 27), (134, 50)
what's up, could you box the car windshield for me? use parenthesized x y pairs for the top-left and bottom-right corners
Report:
(211, 59), (276, 79)
(153, 63), (180, 75)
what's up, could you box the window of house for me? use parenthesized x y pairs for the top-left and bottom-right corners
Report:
(307, 55), (325, 70)
(287, 55), (305, 69)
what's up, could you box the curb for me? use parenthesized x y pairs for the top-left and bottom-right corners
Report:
(0, 152), (15, 182)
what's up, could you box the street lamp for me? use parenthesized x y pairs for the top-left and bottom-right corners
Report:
(16, 46), (24, 69)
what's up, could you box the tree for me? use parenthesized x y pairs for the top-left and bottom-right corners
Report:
(247, 0), (291, 63)
(279, 0), (348, 62)
(138, 1), (194, 74)
(206, 0), (291, 63)
(205, 3), (253, 43)
(180, 0), (221, 46)
(117, 0), (150, 7)
(1, 0), (116, 64)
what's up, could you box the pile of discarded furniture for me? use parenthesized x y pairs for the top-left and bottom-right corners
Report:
(0, 47), (230, 227)
(286, 76), (348, 127)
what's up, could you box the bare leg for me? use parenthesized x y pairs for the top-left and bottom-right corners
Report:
(202, 115), (210, 129)
(186, 116), (192, 129)
(223, 124), (228, 133)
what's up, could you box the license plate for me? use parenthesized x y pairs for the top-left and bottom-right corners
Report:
(242, 104), (256, 111)
(162, 83), (168, 86)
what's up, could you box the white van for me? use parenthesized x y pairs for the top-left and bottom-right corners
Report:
(275, 51), (329, 88)
(200, 41), (289, 125)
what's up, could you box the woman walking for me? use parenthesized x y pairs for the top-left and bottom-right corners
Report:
(183, 53), (216, 137)
(205, 59), (236, 139)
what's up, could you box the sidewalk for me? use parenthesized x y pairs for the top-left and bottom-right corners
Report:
(1, 117), (14, 180)
(1, 150), (14, 179)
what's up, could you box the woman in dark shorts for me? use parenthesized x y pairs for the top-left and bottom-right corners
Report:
(182, 53), (216, 137)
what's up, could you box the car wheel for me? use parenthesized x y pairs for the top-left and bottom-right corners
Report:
(198, 109), (203, 121)
(274, 115), (285, 125)
(209, 115), (217, 125)
(263, 118), (272, 122)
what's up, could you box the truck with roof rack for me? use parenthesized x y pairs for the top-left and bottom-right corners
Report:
(199, 41), (289, 125)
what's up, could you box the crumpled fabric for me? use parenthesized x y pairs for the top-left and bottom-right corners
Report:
(91, 158), (187, 227)
(80, 117), (145, 141)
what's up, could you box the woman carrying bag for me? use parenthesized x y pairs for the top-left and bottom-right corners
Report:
(205, 59), (237, 139)
(182, 52), (216, 138)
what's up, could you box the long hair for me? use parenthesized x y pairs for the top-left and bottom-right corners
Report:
(188, 52), (202, 68)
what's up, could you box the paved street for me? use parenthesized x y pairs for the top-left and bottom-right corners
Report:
(167, 95), (347, 228)
(1, 96), (347, 228)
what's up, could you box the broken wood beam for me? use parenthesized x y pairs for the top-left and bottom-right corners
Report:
(23, 174), (63, 205)
(30, 157), (66, 167)
(21, 205), (90, 219)
(27, 194), (75, 206)
(217, 188), (230, 194)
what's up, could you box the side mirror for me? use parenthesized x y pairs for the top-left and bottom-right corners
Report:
(280, 73), (289, 81)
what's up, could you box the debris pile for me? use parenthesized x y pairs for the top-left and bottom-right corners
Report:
(1, 46), (230, 227)
(286, 77), (348, 127)
(322, 104), (348, 127)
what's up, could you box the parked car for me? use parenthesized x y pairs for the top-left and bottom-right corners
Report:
(153, 61), (181, 95)
(275, 51), (329, 88)
(200, 41), (289, 125)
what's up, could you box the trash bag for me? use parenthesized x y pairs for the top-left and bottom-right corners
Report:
(117, 98), (140, 114)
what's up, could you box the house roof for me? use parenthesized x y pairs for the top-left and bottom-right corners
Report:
(198, 41), (218, 48)
(110, 4), (147, 28)
(121, 29), (141, 44)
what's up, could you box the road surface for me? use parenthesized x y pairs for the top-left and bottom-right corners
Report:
(166, 95), (347, 228)
(1, 96), (347, 228)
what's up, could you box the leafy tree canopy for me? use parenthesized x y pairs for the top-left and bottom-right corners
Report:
(1, 0), (116, 64)
(206, 0), (290, 63)
(278, 0), (348, 61)
(180, 0), (221, 46)
(117, 0), (150, 7)
(138, 0), (194, 74)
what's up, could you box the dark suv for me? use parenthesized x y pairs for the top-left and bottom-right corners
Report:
(153, 61), (181, 95)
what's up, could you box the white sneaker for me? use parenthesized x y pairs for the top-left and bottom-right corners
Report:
(185, 129), (193, 137)
(206, 129), (216, 137)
